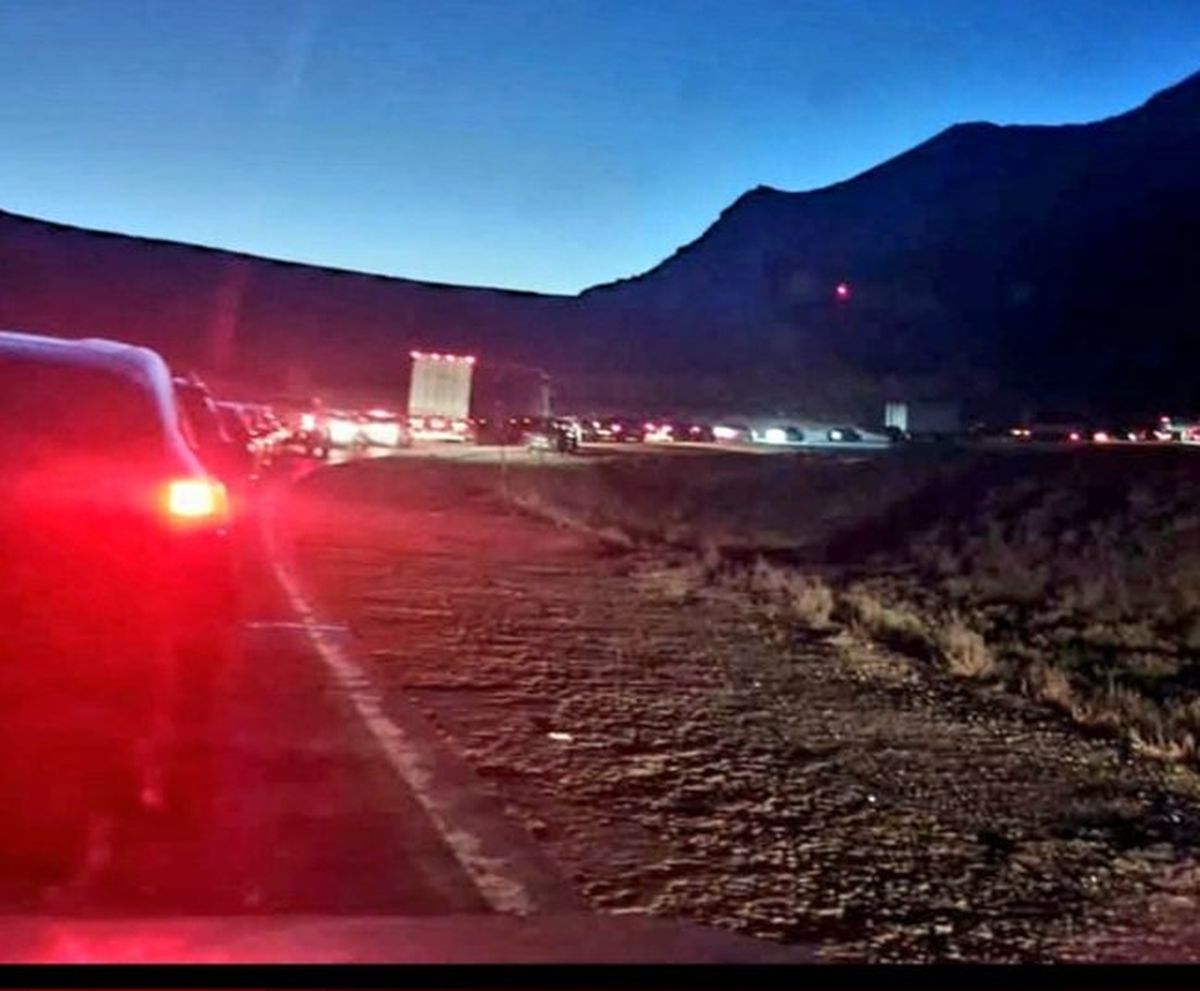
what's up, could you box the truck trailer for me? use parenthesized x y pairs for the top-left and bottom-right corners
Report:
(884, 400), (962, 440)
(407, 350), (475, 441)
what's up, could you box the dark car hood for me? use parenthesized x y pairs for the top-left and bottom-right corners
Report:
(0, 912), (815, 963)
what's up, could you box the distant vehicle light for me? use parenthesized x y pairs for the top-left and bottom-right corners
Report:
(451, 419), (469, 433)
(611, 423), (623, 433)
(328, 418), (359, 445)
(299, 413), (316, 431)
(1068, 431), (1081, 442)
(363, 422), (401, 447)
(712, 425), (739, 440)
(1126, 432), (1139, 442)
(835, 282), (851, 300)
(829, 428), (845, 441)
(763, 427), (788, 444)
(1093, 431), (1111, 444)
(368, 408), (393, 418)
(429, 417), (446, 430)
(166, 479), (226, 520)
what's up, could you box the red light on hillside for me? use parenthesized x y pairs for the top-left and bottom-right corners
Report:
(835, 282), (851, 301)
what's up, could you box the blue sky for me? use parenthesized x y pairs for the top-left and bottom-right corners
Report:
(1, 0), (1197, 293)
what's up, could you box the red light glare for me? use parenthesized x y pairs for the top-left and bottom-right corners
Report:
(166, 479), (225, 519)
(835, 282), (851, 300)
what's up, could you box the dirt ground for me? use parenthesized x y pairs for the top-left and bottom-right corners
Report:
(277, 455), (1200, 962)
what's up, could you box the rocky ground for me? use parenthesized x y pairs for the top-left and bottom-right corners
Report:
(278, 455), (1200, 962)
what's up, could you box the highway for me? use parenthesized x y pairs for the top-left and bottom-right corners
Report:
(0, 459), (804, 964)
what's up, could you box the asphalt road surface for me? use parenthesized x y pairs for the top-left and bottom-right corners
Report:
(22, 478), (489, 919)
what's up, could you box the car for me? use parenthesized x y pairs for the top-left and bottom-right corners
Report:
(522, 417), (581, 453)
(292, 408), (332, 458)
(359, 409), (412, 449)
(0, 330), (237, 873)
(674, 421), (715, 443)
(214, 401), (267, 477)
(642, 420), (675, 443)
(754, 425), (804, 445)
(711, 422), (752, 443)
(173, 375), (255, 485)
(583, 416), (643, 442)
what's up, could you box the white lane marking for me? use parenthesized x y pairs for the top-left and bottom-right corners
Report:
(244, 620), (351, 634)
(261, 520), (536, 916)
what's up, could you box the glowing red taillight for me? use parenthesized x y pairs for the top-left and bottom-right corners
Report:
(165, 478), (227, 521)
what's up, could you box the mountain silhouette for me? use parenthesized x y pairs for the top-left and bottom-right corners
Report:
(2, 69), (1199, 417)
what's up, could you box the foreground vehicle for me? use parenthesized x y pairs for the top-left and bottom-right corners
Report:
(0, 330), (237, 880)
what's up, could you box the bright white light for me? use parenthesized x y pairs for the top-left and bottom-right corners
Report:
(712, 425), (738, 440)
(1093, 431), (1111, 444)
(829, 429), (845, 441)
(363, 422), (401, 447)
(763, 427), (788, 444)
(329, 418), (358, 445)
(299, 413), (316, 431)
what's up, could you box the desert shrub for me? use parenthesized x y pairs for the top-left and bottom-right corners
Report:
(747, 560), (835, 629)
(935, 617), (997, 679)
(1023, 661), (1077, 712)
(838, 587), (936, 659)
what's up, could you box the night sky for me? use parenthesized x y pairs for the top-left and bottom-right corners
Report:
(1, 0), (1196, 293)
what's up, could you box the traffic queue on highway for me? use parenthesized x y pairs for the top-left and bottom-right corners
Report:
(172, 386), (1200, 474)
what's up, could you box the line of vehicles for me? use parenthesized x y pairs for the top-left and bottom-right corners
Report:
(998, 416), (1200, 446)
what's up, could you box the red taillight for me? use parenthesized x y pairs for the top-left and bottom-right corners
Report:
(165, 479), (227, 521)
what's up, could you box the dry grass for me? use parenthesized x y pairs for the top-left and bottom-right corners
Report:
(477, 445), (1200, 767)
(935, 617), (998, 680)
(1024, 661), (1078, 712)
(838, 586), (936, 659)
(747, 559), (835, 630)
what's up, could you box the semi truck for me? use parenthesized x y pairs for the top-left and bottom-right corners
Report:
(407, 350), (475, 441)
(884, 400), (962, 440)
